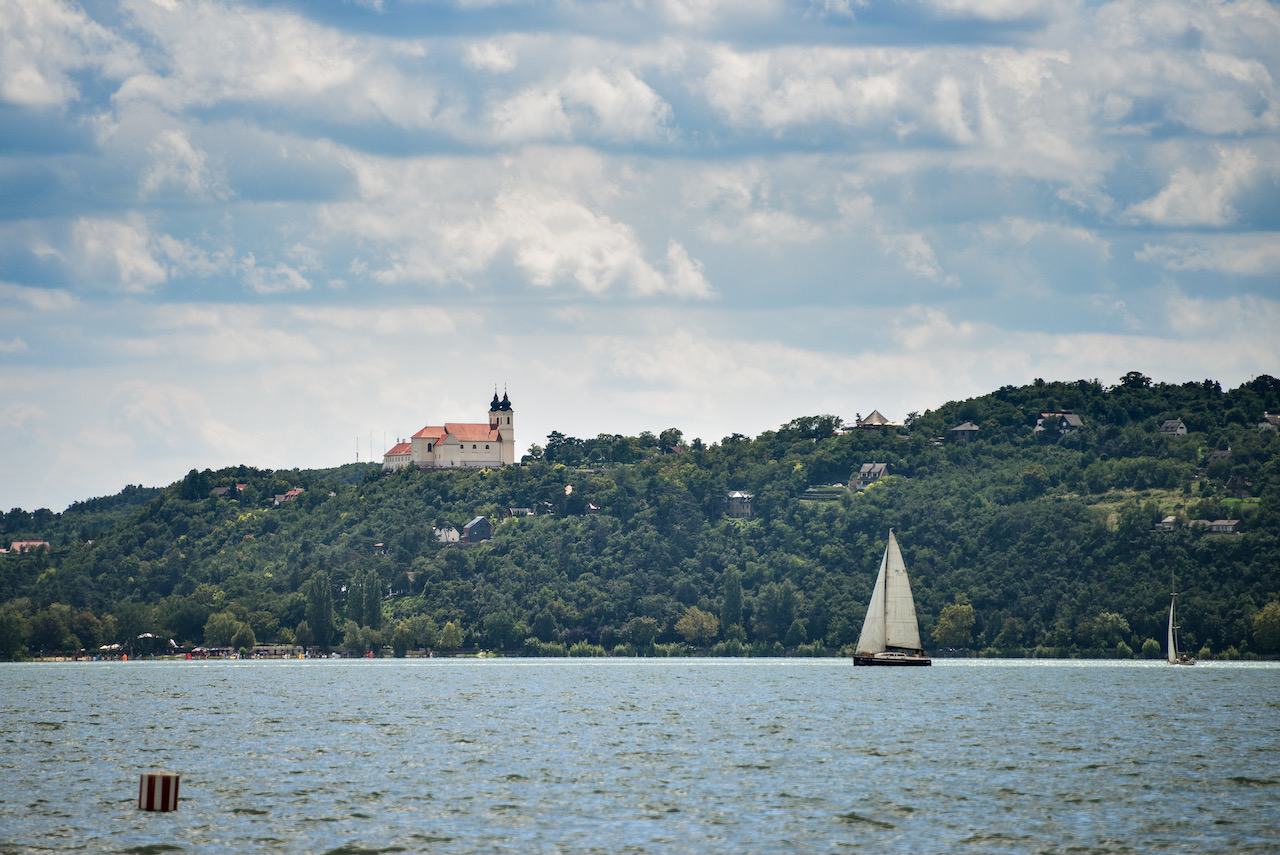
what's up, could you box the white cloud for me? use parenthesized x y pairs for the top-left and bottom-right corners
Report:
(0, 282), (79, 312)
(1135, 233), (1280, 275)
(1164, 290), (1280, 339)
(663, 240), (715, 298)
(0, 0), (139, 106)
(876, 229), (947, 282)
(0, 336), (27, 353)
(140, 129), (229, 200)
(116, 0), (438, 128)
(240, 254), (311, 295)
(72, 215), (168, 293)
(490, 67), (673, 143)
(0, 401), (45, 428)
(465, 41), (517, 73)
(979, 217), (1111, 259)
(1127, 146), (1259, 227)
(328, 149), (713, 298)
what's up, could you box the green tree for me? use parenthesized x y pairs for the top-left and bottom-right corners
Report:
(675, 606), (720, 645)
(784, 618), (808, 647)
(294, 620), (314, 650)
(391, 621), (412, 658)
(1089, 612), (1131, 649)
(303, 570), (335, 652)
(203, 611), (240, 647)
(933, 603), (976, 648)
(1253, 602), (1280, 653)
(438, 620), (463, 651)
(752, 580), (797, 642)
(0, 602), (31, 659)
(720, 568), (742, 631)
(231, 622), (256, 655)
(481, 609), (519, 651)
(625, 616), (659, 649)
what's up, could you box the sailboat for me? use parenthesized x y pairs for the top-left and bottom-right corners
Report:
(1167, 586), (1195, 666)
(854, 530), (931, 666)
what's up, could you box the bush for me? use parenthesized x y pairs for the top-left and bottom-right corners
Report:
(710, 639), (746, 657)
(568, 641), (606, 657)
(522, 638), (567, 657)
(1140, 638), (1162, 659)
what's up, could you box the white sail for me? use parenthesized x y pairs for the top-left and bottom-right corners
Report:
(856, 545), (889, 653)
(856, 530), (923, 655)
(882, 531), (923, 652)
(1167, 597), (1178, 664)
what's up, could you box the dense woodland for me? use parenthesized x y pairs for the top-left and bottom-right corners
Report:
(3, 372), (1280, 661)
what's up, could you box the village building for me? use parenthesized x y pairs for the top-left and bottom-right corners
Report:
(852, 463), (889, 490)
(7, 541), (50, 554)
(1034, 411), (1083, 436)
(383, 392), (516, 470)
(950, 421), (980, 443)
(855, 410), (897, 428)
(1159, 419), (1188, 435)
(726, 491), (755, 519)
(463, 516), (493, 543)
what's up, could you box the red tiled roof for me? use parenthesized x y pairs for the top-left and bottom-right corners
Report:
(384, 442), (412, 456)
(445, 422), (501, 442)
(412, 425), (448, 441)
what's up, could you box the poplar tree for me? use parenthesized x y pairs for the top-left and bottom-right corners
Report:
(303, 570), (335, 652)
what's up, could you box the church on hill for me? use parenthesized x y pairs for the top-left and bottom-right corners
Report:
(383, 392), (516, 470)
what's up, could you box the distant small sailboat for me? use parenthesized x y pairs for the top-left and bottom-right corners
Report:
(854, 530), (931, 666)
(1167, 585), (1195, 666)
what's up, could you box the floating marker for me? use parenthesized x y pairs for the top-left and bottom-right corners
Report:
(138, 771), (180, 812)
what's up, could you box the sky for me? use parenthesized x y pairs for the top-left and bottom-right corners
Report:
(1, 0), (1278, 513)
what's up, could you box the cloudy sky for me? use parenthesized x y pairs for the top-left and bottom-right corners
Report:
(2, 0), (1278, 512)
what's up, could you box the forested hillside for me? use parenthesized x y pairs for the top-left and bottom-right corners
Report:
(3, 373), (1279, 660)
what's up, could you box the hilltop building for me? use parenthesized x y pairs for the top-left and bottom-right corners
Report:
(383, 392), (516, 470)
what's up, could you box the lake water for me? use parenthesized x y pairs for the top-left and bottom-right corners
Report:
(1, 659), (1278, 854)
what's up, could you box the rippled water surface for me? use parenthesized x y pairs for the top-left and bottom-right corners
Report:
(2, 659), (1278, 854)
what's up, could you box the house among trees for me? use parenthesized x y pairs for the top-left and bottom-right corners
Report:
(463, 516), (492, 543)
(7, 541), (49, 554)
(383, 392), (516, 471)
(1193, 519), (1241, 535)
(1226, 475), (1254, 499)
(1260, 413), (1280, 433)
(1160, 418), (1188, 435)
(950, 421), (980, 443)
(273, 488), (303, 506)
(855, 410), (897, 428)
(1034, 411), (1083, 436)
(434, 524), (460, 544)
(852, 462), (888, 490)
(726, 491), (754, 518)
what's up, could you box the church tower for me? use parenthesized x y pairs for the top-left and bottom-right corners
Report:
(489, 389), (516, 465)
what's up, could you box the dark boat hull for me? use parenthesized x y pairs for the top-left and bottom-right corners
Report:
(853, 653), (932, 666)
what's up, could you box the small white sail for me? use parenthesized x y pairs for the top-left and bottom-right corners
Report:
(856, 545), (889, 654)
(882, 531), (923, 652)
(1167, 596), (1178, 664)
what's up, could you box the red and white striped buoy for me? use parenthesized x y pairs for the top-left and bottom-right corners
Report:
(138, 771), (180, 812)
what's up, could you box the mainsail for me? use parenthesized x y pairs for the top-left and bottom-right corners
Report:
(856, 530), (923, 654)
(1167, 595), (1179, 664)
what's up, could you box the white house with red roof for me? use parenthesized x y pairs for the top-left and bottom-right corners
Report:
(383, 392), (516, 470)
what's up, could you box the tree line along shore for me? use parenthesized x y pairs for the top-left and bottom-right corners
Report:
(2, 372), (1279, 661)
